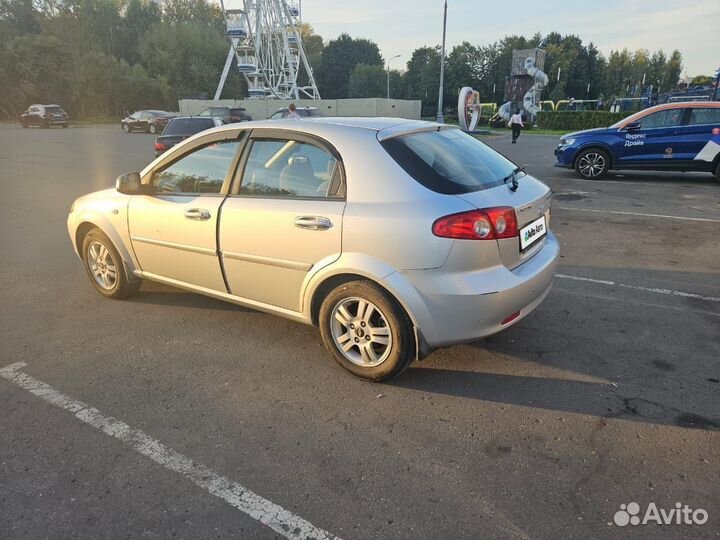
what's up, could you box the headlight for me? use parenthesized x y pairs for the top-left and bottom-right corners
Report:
(559, 138), (576, 146)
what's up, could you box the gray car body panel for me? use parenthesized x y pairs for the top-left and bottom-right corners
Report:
(68, 118), (559, 350)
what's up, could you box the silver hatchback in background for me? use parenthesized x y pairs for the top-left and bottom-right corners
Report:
(68, 118), (558, 380)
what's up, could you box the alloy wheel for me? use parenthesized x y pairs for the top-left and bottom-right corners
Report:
(578, 152), (606, 178)
(87, 241), (118, 290)
(330, 297), (393, 367)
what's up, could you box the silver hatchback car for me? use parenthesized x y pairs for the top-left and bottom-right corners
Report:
(68, 118), (558, 380)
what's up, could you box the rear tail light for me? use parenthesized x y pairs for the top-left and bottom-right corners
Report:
(154, 141), (167, 152)
(432, 207), (518, 240)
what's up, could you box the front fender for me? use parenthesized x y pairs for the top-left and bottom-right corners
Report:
(68, 198), (139, 276)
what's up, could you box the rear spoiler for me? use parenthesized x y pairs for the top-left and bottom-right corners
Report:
(377, 122), (459, 142)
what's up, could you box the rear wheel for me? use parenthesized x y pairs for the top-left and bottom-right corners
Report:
(575, 149), (609, 179)
(62, 123), (68, 128)
(319, 280), (415, 381)
(81, 229), (141, 299)
(714, 161), (720, 183)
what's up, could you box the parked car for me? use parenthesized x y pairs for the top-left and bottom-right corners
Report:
(67, 118), (558, 381)
(269, 106), (323, 119)
(153, 116), (223, 156)
(197, 106), (252, 123)
(20, 104), (69, 128)
(555, 101), (720, 181)
(121, 110), (176, 134)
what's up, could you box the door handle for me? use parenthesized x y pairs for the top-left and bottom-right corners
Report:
(184, 208), (211, 221)
(294, 216), (332, 230)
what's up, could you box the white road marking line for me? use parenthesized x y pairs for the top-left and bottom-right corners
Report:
(556, 274), (720, 303)
(554, 206), (720, 223)
(0, 362), (341, 540)
(552, 288), (720, 317)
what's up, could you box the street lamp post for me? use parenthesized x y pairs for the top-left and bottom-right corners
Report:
(436, 0), (448, 123)
(387, 54), (401, 100)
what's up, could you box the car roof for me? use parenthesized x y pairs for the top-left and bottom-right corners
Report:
(234, 117), (448, 142)
(617, 101), (720, 128)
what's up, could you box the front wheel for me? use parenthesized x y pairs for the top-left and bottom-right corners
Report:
(714, 162), (720, 183)
(122, 123), (130, 133)
(575, 149), (609, 179)
(319, 281), (415, 381)
(81, 229), (141, 299)
(148, 123), (157, 134)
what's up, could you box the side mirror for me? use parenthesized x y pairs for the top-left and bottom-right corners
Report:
(623, 121), (641, 131)
(116, 172), (142, 194)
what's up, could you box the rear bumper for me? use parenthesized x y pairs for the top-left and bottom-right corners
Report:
(393, 232), (559, 348)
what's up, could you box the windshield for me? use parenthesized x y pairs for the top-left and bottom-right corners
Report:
(45, 106), (64, 114)
(381, 128), (516, 194)
(163, 118), (215, 135)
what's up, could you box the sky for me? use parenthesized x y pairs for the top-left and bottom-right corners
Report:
(297, 0), (720, 77)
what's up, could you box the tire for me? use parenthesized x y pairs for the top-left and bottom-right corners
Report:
(81, 229), (141, 299)
(20, 121), (27, 128)
(62, 123), (68, 128)
(122, 123), (130, 133)
(148, 123), (157, 134)
(319, 280), (415, 381)
(41, 120), (49, 128)
(574, 148), (609, 179)
(714, 161), (720, 183)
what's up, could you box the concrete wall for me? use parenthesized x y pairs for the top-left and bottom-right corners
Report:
(178, 98), (422, 120)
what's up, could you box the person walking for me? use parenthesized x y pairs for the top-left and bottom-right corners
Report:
(509, 109), (524, 143)
(287, 103), (301, 119)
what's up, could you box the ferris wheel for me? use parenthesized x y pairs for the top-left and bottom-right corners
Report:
(214, 0), (320, 100)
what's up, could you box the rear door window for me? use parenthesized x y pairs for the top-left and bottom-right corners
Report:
(238, 139), (340, 198)
(381, 128), (516, 194)
(687, 108), (720, 125)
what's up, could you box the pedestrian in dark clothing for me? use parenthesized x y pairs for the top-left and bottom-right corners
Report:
(509, 109), (524, 143)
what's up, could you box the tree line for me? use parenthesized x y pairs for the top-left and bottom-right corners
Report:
(0, 0), (691, 120)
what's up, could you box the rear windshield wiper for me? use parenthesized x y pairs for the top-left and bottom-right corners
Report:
(501, 166), (524, 192)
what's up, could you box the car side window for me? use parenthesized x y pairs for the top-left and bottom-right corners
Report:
(638, 109), (683, 129)
(270, 111), (283, 119)
(238, 138), (340, 198)
(687, 108), (720, 126)
(152, 140), (240, 195)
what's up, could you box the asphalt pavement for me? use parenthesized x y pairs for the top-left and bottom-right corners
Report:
(1, 123), (718, 540)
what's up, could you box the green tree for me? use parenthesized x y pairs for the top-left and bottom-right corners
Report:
(317, 33), (383, 98)
(348, 64), (386, 98)
(403, 46), (441, 115)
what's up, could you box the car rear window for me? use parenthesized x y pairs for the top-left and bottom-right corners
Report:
(303, 109), (322, 117)
(381, 128), (516, 194)
(163, 118), (216, 135)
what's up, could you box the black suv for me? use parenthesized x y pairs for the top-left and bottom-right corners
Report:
(197, 106), (252, 123)
(20, 104), (69, 128)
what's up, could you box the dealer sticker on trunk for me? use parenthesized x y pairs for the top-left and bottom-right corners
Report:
(519, 215), (547, 251)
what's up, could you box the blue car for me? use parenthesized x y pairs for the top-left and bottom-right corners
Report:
(555, 102), (720, 182)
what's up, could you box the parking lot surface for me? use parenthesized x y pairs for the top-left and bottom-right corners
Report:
(1, 124), (718, 539)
